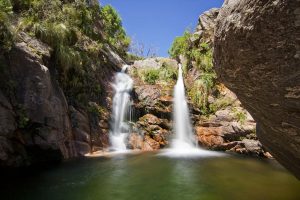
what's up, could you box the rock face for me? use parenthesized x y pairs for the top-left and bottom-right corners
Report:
(127, 57), (267, 156)
(0, 33), (76, 166)
(214, 0), (300, 178)
(194, 86), (268, 156)
(194, 8), (219, 44)
(0, 32), (113, 167)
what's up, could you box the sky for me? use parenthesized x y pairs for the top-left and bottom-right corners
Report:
(100, 0), (224, 57)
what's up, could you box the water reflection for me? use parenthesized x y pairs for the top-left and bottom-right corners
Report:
(1, 152), (300, 200)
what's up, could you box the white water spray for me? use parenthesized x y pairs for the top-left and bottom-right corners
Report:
(160, 64), (222, 157)
(172, 64), (195, 149)
(110, 65), (133, 151)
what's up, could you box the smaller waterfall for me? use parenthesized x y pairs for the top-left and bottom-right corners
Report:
(110, 65), (133, 151)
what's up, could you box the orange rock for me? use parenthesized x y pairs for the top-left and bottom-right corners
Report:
(128, 133), (144, 150)
(195, 127), (224, 148)
(142, 136), (160, 151)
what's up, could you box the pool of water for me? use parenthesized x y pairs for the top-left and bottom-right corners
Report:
(1, 151), (300, 200)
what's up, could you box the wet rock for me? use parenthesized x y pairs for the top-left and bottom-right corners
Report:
(196, 127), (224, 148)
(131, 114), (171, 150)
(0, 92), (16, 137)
(0, 136), (27, 167)
(0, 33), (77, 167)
(139, 114), (162, 125)
(142, 136), (160, 151)
(74, 141), (91, 156)
(70, 107), (91, 145)
(214, 0), (300, 178)
(241, 139), (262, 154)
(128, 133), (144, 150)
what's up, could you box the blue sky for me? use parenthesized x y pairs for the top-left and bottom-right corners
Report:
(100, 0), (224, 57)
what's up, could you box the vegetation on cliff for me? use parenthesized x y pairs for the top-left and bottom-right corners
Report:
(0, 0), (130, 107)
(0, 0), (14, 52)
(169, 30), (216, 114)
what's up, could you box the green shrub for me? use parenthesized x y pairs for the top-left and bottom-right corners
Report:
(232, 108), (247, 124)
(87, 103), (105, 118)
(168, 30), (192, 59)
(100, 5), (130, 56)
(142, 68), (160, 84)
(189, 79), (208, 112)
(159, 62), (177, 81)
(126, 53), (144, 62)
(13, 0), (130, 107)
(209, 97), (233, 114)
(16, 104), (29, 129)
(0, 0), (14, 51)
(169, 29), (219, 113)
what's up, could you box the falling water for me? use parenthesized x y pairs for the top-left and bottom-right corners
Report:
(110, 65), (133, 151)
(172, 64), (196, 149)
(160, 64), (222, 157)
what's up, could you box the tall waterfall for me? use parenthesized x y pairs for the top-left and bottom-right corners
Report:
(172, 64), (196, 149)
(110, 65), (133, 151)
(160, 64), (221, 157)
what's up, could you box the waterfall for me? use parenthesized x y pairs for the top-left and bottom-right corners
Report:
(160, 64), (222, 157)
(172, 64), (196, 149)
(110, 65), (133, 151)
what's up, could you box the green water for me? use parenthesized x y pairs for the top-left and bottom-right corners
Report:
(1, 152), (300, 200)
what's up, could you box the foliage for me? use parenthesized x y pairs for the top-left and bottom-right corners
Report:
(232, 108), (247, 124)
(135, 62), (177, 85)
(159, 62), (177, 82)
(209, 97), (233, 114)
(87, 103), (105, 118)
(16, 104), (30, 129)
(142, 68), (160, 84)
(169, 28), (218, 114)
(100, 5), (130, 56)
(126, 53), (144, 62)
(187, 45), (216, 114)
(0, 0), (14, 51)
(189, 79), (209, 113)
(168, 30), (192, 59)
(4, 0), (130, 106)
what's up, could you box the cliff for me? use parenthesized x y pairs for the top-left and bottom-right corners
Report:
(214, 0), (300, 178)
(0, 0), (126, 167)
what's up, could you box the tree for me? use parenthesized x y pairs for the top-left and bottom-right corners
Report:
(99, 5), (130, 55)
(168, 30), (192, 59)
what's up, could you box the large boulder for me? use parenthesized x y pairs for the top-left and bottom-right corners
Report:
(0, 32), (77, 167)
(194, 8), (219, 44)
(214, 0), (300, 178)
(129, 114), (171, 150)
